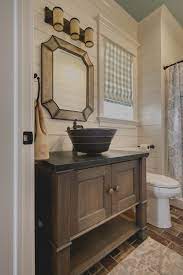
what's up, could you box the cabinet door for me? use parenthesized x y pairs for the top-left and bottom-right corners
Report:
(70, 166), (112, 236)
(111, 160), (139, 214)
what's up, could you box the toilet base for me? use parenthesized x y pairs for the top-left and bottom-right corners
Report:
(147, 197), (171, 228)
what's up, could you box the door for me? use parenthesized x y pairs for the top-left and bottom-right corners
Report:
(111, 160), (139, 214)
(70, 165), (112, 236)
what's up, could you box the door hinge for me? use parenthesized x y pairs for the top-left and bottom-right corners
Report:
(23, 131), (33, 145)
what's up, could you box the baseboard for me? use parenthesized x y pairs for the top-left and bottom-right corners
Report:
(170, 198), (183, 210)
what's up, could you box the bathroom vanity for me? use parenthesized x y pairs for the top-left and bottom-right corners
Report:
(36, 150), (148, 275)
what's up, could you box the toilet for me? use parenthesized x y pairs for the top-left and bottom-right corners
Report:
(147, 173), (182, 228)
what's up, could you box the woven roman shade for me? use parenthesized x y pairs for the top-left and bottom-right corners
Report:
(104, 40), (133, 106)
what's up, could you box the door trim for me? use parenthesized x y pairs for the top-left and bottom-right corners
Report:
(15, 0), (34, 275)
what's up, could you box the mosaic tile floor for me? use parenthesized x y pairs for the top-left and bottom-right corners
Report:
(83, 206), (183, 275)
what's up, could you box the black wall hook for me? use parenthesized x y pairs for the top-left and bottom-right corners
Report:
(34, 73), (41, 102)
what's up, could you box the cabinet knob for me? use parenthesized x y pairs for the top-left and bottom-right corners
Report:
(113, 185), (120, 192)
(108, 188), (114, 195)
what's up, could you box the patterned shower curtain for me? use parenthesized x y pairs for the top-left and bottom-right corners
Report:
(166, 63), (183, 190)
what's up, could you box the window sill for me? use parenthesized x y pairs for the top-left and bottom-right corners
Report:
(97, 116), (140, 127)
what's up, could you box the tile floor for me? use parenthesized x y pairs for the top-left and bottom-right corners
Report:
(83, 206), (183, 275)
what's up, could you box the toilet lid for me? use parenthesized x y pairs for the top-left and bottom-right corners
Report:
(147, 173), (180, 189)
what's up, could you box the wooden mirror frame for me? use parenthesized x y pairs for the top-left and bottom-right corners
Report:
(41, 35), (94, 121)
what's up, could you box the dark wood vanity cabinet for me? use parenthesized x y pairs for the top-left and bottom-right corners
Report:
(36, 151), (148, 275)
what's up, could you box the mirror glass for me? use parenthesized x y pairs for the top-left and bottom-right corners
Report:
(53, 49), (86, 112)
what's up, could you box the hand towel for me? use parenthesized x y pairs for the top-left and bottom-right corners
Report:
(35, 100), (49, 160)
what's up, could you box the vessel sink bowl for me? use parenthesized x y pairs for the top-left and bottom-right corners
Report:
(67, 128), (117, 154)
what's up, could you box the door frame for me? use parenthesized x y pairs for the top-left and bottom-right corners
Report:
(15, 0), (35, 275)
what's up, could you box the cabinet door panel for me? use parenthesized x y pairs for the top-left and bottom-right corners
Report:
(79, 177), (105, 218)
(112, 160), (139, 214)
(70, 166), (111, 236)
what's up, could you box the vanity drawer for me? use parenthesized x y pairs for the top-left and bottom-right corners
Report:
(70, 166), (111, 237)
(111, 160), (139, 214)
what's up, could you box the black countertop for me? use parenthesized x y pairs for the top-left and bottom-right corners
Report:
(39, 150), (149, 172)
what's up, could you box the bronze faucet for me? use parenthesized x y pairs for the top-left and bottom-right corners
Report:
(67, 119), (84, 132)
(67, 120), (84, 153)
(73, 119), (84, 130)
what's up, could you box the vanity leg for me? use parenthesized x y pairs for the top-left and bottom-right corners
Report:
(136, 203), (147, 240)
(136, 157), (148, 241)
(51, 245), (70, 275)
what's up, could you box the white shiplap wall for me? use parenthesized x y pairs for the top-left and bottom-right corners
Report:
(33, 0), (139, 152)
(138, 8), (162, 174)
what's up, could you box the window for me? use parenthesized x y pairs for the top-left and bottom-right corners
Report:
(104, 40), (134, 120)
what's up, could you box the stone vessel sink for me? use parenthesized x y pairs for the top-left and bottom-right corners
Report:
(67, 127), (117, 154)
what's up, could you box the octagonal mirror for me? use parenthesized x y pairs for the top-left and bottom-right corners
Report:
(41, 35), (94, 121)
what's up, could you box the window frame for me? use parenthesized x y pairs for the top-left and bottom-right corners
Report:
(97, 15), (139, 126)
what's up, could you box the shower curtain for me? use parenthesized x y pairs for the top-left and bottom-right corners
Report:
(166, 63), (183, 190)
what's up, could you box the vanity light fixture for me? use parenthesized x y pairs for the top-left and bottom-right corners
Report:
(44, 6), (94, 48)
(84, 27), (94, 48)
(52, 7), (64, 32)
(70, 18), (80, 40)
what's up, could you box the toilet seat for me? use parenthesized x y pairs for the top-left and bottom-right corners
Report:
(147, 173), (180, 189)
(147, 184), (181, 199)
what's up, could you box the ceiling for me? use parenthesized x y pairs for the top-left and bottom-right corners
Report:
(115, 0), (183, 26)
